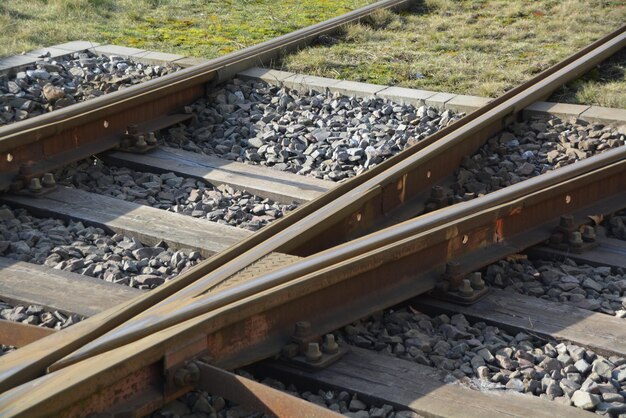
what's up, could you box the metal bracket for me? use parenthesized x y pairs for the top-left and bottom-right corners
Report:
(280, 321), (347, 371)
(10, 171), (57, 197)
(118, 124), (159, 153)
(548, 215), (598, 253)
(432, 263), (489, 304)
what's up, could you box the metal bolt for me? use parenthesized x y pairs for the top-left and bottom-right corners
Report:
(173, 362), (200, 388)
(306, 342), (322, 363)
(322, 334), (339, 354)
(135, 135), (147, 148)
(468, 272), (485, 290)
(146, 132), (157, 145)
(459, 279), (474, 297)
(582, 225), (596, 242)
(294, 321), (312, 338)
(570, 231), (583, 249)
(42, 173), (55, 188)
(559, 215), (574, 229)
(29, 178), (42, 193)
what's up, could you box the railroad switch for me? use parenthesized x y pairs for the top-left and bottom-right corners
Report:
(433, 262), (489, 304)
(118, 124), (159, 153)
(280, 321), (347, 371)
(548, 215), (598, 253)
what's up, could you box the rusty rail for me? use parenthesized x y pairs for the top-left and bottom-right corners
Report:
(0, 0), (414, 191)
(1, 143), (624, 417)
(49, 22), (626, 365)
(1, 22), (624, 398)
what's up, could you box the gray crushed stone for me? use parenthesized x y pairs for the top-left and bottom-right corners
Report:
(0, 205), (202, 290)
(0, 50), (179, 126)
(480, 255), (626, 317)
(337, 309), (626, 415)
(55, 159), (296, 231)
(162, 78), (462, 181)
(449, 116), (624, 203)
(153, 371), (419, 418)
(0, 299), (82, 330)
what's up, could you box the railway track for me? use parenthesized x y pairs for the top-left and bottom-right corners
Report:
(0, 1), (625, 416)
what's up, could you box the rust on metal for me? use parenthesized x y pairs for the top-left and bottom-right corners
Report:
(1, 19), (625, 415)
(0, 320), (57, 348)
(195, 361), (341, 417)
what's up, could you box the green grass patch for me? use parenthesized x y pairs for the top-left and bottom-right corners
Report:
(0, 0), (373, 58)
(279, 0), (626, 106)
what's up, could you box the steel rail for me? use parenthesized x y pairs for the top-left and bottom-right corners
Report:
(49, 24), (626, 362)
(1, 23), (624, 394)
(0, 0), (414, 189)
(1, 144), (624, 417)
(54, 141), (626, 368)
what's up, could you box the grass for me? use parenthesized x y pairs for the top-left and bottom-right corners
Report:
(279, 0), (626, 107)
(0, 0), (373, 58)
(1, 0), (624, 108)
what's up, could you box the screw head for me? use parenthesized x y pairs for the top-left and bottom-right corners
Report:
(306, 342), (322, 363)
(469, 272), (485, 290)
(42, 173), (55, 188)
(29, 178), (42, 192)
(459, 279), (474, 297)
(322, 334), (339, 354)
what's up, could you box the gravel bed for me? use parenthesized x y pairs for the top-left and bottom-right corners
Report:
(337, 309), (626, 416)
(0, 299), (82, 329)
(154, 371), (417, 418)
(451, 116), (624, 202)
(162, 78), (462, 181)
(0, 205), (202, 290)
(480, 256), (626, 317)
(0, 51), (179, 125)
(55, 159), (296, 231)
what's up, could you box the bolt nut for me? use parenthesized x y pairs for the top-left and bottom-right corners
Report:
(306, 342), (323, 363)
(459, 279), (474, 297)
(322, 334), (339, 354)
(135, 135), (147, 148)
(42, 173), (55, 188)
(468, 272), (485, 290)
(173, 362), (200, 388)
(582, 225), (596, 242)
(146, 132), (157, 145)
(29, 178), (42, 193)
(570, 231), (583, 248)
(294, 321), (312, 338)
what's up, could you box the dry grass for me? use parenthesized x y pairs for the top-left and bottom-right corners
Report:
(0, 0), (372, 58)
(2, 0), (624, 108)
(280, 0), (626, 107)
